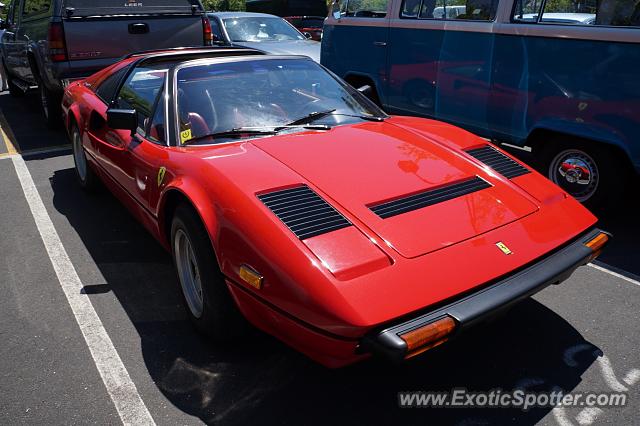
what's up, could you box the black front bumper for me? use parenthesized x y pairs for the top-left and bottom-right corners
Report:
(362, 228), (609, 363)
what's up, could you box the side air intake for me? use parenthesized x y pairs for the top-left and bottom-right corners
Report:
(258, 186), (351, 240)
(370, 177), (491, 219)
(466, 145), (530, 179)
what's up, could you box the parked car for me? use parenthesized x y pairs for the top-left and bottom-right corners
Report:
(0, 0), (212, 127)
(284, 15), (325, 41)
(62, 46), (607, 367)
(207, 12), (321, 62)
(322, 0), (640, 207)
(520, 13), (596, 24)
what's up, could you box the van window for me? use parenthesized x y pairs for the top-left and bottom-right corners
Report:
(513, 0), (639, 27)
(402, 0), (498, 21)
(23, 0), (51, 17)
(344, 0), (388, 18)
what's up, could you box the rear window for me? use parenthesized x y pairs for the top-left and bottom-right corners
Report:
(63, 0), (203, 16)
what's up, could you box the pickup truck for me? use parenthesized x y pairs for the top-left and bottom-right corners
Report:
(0, 0), (212, 127)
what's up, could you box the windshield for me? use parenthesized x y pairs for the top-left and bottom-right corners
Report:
(222, 16), (305, 42)
(176, 58), (386, 145)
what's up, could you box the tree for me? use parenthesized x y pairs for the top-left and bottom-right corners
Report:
(202, 0), (246, 11)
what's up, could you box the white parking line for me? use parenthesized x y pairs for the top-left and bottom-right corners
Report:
(11, 154), (156, 426)
(588, 263), (640, 287)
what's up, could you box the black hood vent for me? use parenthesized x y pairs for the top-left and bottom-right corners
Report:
(370, 177), (491, 219)
(258, 185), (351, 240)
(466, 145), (530, 179)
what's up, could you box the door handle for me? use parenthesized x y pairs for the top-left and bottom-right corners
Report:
(129, 23), (149, 34)
(373, 41), (387, 47)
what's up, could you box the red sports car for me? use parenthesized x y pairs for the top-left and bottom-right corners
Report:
(283, 16), (325, 41)
(62, 47), (609, 368)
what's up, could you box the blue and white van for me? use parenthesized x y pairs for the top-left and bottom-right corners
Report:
(321, 0), (640, 206)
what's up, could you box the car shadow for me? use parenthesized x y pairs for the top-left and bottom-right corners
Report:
(0, 92), (69, 152)
(49, 166), (602, 425)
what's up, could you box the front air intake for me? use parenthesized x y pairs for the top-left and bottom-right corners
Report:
(466, 145), (530, 179)
(258, 185), (351, 240)
(370, 177), (491, 219)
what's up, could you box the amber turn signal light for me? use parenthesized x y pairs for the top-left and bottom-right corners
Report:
(239, 265), (263, 290)
(400, 316), (457, 359)
(585, 232), (609, 261)
(585, 232), (609, 252)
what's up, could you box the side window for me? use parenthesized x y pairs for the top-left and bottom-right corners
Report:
(116, 67), (167, 137)
(95, 66), (130, 104)
(209, 18), (224, 42)
(403, 0), (498, 21)
(22, 0), (50, 17)
(513, 0), (638, 27)
(147, 92), (166, 144)
(512, 0), (541, 23)
(345, 0), (388, 18)
(597, 0), (640, 26)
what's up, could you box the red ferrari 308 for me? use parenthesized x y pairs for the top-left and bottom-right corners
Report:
(62, 47), (609, 367)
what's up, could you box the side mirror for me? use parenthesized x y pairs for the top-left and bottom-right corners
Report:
(0, 20), (6, 30)
(107, 108), (137, 134)
(331, 0), (342, 20)
(303, 32), (312, 39)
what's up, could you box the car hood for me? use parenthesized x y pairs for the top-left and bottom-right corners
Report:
(251, 119), (539, 258)
(232, 40), (321, 63)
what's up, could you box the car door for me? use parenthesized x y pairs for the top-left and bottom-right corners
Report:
(323, 0), (390, 103)
(2, 0), (23, 76)
(88, 65), (169, 213)
(15, 0), (50, 82)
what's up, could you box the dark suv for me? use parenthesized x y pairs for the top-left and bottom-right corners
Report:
(0, 0), (212, 127)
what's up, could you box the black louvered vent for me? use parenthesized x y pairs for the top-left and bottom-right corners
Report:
(258, 186), (351, 240)
(466, 145), (530, 179)
(370, 177), (491, 219)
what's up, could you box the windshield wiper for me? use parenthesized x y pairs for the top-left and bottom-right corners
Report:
(283, 109), (337, 127)
(334, 113), (385, 122)
(181, 128), (278, 145)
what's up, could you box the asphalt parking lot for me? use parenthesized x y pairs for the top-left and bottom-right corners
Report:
(0, 91), (638, 426)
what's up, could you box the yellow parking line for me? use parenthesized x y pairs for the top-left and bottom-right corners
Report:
(0, 111), (20, 155)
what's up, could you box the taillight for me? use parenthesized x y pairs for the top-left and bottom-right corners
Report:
(202, 17), (213, 46)
(48, 22), (68, 62)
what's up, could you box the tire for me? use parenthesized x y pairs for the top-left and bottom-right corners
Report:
(38, 82), (62, 128)
(171, 204), (247, 340)
(70, 123), (99, 191)
(404, 79), (436, 112)
(536, 137), (626, 210)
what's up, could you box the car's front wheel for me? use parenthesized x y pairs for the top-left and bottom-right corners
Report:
(171, 204), (247, 340)
(70, 124), (98, 191)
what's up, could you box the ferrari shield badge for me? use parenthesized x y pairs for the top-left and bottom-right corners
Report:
(496, 242), (513, 255)
(157, 167), (167, 188)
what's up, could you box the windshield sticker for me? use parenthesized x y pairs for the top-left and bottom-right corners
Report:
(180, 129), (192, 145)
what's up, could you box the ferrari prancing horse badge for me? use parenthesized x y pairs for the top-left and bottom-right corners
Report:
(157, 167), (166, 188)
